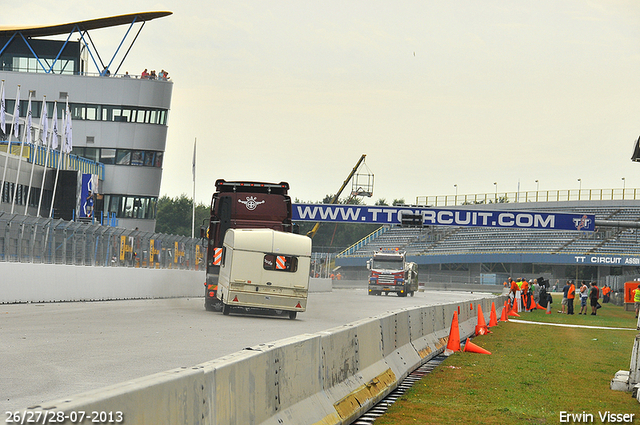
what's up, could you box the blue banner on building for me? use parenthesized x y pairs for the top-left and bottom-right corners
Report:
(292, 204), (596, 232)
(79, 174), (98, 219)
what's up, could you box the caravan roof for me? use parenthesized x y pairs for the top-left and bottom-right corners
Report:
(223, 229), (311, 257)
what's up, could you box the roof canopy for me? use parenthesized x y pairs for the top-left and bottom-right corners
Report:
(0, 11), (172, 77)
(0, 11), (172, 38)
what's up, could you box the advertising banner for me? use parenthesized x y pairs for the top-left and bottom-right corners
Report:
(79, 174), (98, 219)
(291, 204), (596, 232)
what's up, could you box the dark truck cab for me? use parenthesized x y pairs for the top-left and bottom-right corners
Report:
(203, 180), (293, 311)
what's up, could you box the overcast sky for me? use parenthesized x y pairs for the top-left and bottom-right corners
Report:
(3, 1), (640, 205)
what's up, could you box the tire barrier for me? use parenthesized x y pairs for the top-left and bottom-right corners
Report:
(24, 295), (507, 424)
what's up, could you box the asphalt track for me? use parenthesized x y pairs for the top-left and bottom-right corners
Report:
(0, 289), (489, 412)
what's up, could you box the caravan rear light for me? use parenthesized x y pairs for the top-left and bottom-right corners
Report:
(295, 302), (302, 308)
(232, 295), (239, 302)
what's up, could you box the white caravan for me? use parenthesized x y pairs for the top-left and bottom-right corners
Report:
(216, 228), (312, 319)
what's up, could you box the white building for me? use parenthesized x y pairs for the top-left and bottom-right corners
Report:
(0, 12), (173, 231)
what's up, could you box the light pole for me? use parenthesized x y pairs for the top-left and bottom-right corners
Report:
(535, 179), (539, 202)
(454, 184), (458, 205)
(622, 177), (626, 199)
(578, 178), (582, 200)
(493, 182), (498, 202)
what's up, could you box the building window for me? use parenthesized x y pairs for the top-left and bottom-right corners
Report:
(103, 194), (157, 219)
(100, 148), (116, 165)
(116, 150), (131, 165)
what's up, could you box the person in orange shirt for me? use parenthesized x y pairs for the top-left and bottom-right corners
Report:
(567, 281), (576, 315)
(602, 285), (611, 303)
(509, 278), (519, 307)
(521, 279), (530, 311)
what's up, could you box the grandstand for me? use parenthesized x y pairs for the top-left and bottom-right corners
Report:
(335, 198), (640, 288)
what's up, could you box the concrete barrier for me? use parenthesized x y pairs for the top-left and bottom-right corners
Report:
(0, 263), (205, 303)
(26, 296), (507, 424)
(0, 266), (331, 303)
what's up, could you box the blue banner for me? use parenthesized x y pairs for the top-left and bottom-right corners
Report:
(292, 204), (596, 232)
(79, 174), (97, 218)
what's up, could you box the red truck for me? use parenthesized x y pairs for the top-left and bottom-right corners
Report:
(203, 180), (294, 311)
(367, 248), (418, 297)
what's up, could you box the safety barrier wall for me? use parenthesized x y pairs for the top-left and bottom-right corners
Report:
(0, 262), (205, 303)
(1, 267), (331, 303)
(26, 295), (507, 424)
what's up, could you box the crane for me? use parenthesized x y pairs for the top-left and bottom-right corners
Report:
(306, 154), (371, 239)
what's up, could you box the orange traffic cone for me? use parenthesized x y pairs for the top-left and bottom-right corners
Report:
(508, 300), (520, 317)
(463, 337), (491, 355)
(500, 301), (509, 322)
(536, 303), (546, 310)
(488, 302), (498, 327)
(446, 311), (461, 352)
(475, 305), (490, 336)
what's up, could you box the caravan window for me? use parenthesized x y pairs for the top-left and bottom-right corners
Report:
(263, 254), (298, 273)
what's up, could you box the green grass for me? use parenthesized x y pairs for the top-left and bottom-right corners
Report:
(375, 301), (639, 425)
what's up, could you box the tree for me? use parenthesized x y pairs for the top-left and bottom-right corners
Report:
(155, 194), (209, 236)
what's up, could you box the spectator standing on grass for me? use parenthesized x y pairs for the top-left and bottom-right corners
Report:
(602, 285), (611, 303)
(560, 281), (570, 314)
(633, 284), (640, 319)
(521, 279), (530, 311)
(509, 278), (518, 306)
(579, 281), (589, 315)
(590, 282), (600, 316)
(567, 281), (576, 315)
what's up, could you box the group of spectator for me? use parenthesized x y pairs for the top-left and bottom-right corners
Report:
(560, 280), (606, 316)
(98, 67), (170, 81)
(506, 277), (539, 312)
(141, 68), (170, 80)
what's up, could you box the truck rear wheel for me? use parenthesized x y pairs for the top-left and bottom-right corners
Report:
(222, 304), (230, 315)
(288, 311), (297, 320)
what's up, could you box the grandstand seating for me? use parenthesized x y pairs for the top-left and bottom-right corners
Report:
(338, 205), (640, 258)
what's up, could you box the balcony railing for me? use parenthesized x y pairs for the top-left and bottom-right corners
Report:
(416, 189), (640, 207)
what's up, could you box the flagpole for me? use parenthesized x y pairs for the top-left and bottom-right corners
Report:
(50, 100), (65, 219)
(192, 138), (196, 239)
(38, 100), (56, 217)
(25, 95), (46, 215)
(11, 91), (31, 214)
(1, 84), (18, 204)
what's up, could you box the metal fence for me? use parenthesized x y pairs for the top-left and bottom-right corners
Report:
(0, 212), (205, 270)
(416, 188), (640, 207)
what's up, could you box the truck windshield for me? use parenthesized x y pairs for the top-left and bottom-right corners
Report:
(372, 259), (403, 270)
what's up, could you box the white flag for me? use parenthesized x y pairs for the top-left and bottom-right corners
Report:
(12, 86), (20, 139)
(0, 81), (5, 135)
(26, 95), (32, 144)
(51, 102), (58, 149)
(63, 99), (72, 153)
(39, 97), (48, 145)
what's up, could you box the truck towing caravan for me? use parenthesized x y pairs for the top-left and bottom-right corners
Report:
(217, 228), (311, 319)
(203, 180), (294, 312)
